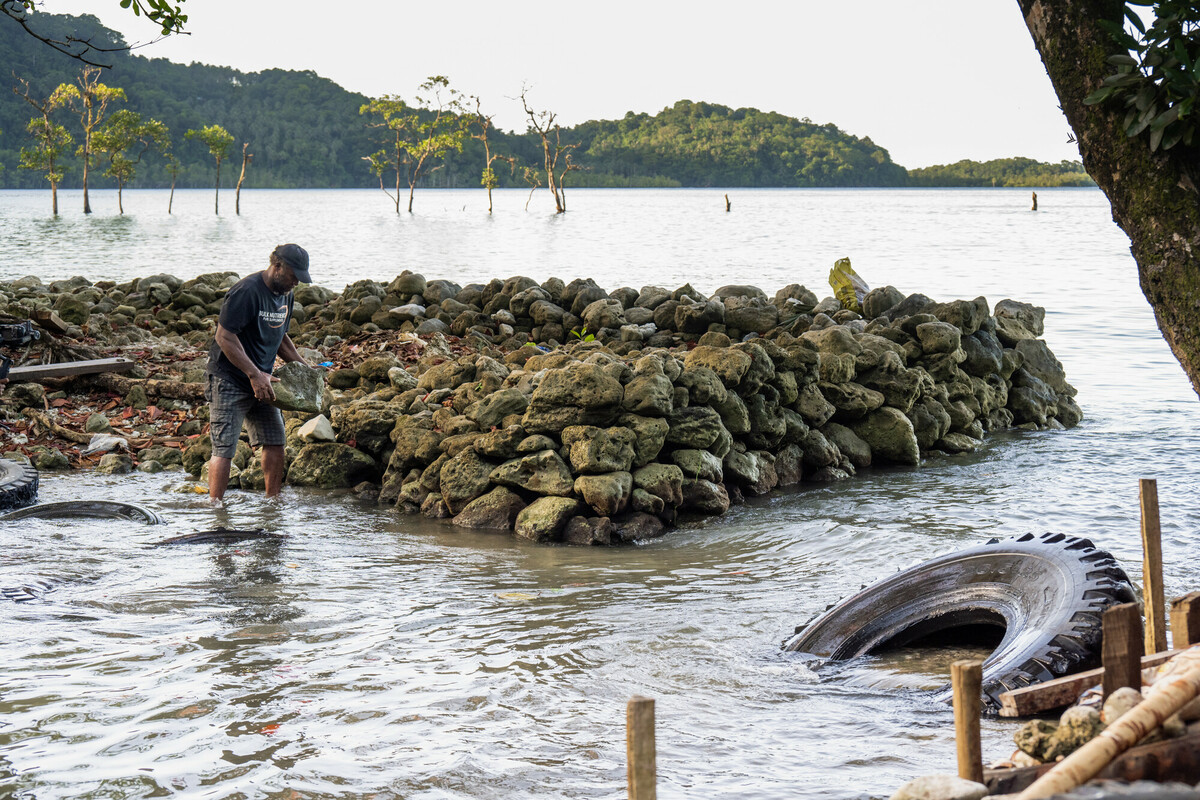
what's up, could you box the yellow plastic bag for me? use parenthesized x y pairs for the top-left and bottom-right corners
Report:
(828, 257), (869, 312)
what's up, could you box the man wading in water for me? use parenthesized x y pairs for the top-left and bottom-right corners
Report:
(205, 244), (312, 501)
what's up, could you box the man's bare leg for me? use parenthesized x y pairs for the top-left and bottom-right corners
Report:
(208, 456), (232, 501)
(262, 445), (286, 497)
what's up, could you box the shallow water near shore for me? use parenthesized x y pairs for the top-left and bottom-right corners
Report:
(2, 187), (1200, 799)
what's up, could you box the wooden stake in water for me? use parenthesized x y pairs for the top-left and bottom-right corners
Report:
(951, 659), (983, 784)
(1170, 592), (1200, 648)
(1102, 602), (1143, 698)
(627, 696), (656, 800)
(1140, 478), (1168, 654)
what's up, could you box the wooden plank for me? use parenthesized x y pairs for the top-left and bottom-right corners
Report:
(985, 722), (1200, 795)
(953, 660), (983, 783)
(7, 357), (135, 381)
(998, 649), (1183, 718)
(1141, 478), (1168, 654)
(1171, 592), (1200, 648)
(627, 696), (656, 800)
(1103, 602), (1143, 699)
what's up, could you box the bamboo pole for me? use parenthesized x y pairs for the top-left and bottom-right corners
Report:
(1170, 592), (1200, 648)
(1015, 654), (1200, 799)
(951, 659), (983, 783)
(1102, 602), (1143, 698)
(627, 696), (656, 800)
(1140, 478), (1168, 654)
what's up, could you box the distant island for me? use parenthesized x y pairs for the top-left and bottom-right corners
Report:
(0, 12), (1095, 192)
(907, 158), (1092, 188)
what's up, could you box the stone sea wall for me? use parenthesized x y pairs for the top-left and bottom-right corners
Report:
(0, 271), (1079, 544)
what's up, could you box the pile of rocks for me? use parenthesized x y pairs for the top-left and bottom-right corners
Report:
(1006, 686), (1193, 769)
(0, 270), (1081, 544)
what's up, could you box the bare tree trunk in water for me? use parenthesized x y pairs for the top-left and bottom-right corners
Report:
(1021, 0), (1200, 398)
(213, 158), (221, 215)
(168, 175), (175, 214)
(117, 177), (124, 214)
(51, 180), (58, 216)
(82, 143), (92, 214)
(235, 143), (252, 216)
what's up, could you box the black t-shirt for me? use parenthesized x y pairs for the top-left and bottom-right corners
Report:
(206, 272), (294, 389)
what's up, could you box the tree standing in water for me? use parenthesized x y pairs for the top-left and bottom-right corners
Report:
(51, 67), (125, 214)
(360, 76), (469, 213)
(521, 165), (541, 211)
(235, 141), (252, 215)
(12, 76), (72, 215)
(520, 86), (580, 214)
(186, 123), (234, 215)
(164, 151), (181, 214)
(469, 94), (512, 214)
(92, 108), (169, 214)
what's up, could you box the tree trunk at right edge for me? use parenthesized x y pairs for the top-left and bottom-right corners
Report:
(82, 143), (92, 214)
(1020, 0), (1200, 398)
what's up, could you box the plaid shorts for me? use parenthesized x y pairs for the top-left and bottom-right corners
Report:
(205, 373), (286, 458)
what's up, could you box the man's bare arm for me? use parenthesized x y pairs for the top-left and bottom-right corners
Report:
(277, 334), (309, 366)
(214, 323), (277, 402)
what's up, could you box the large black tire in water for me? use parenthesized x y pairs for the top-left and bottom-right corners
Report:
(1043, 781), (1200, 800)
(0, 459), (38, 511)
(1, 500), (163, 524)
(783, 533), (1137, 708)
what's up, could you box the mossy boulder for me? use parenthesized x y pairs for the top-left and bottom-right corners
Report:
(287, 442), (375, 488)
(561, 425), (637, 474)
(452, 486), (527, 530)
(96, 453), (134, 474)
(490, 450), (575, 496)
(515, 496), (581, 542)
(851, 407), (920, 466)
(574, 471), (632, 516)
(439, 449), (495, 515)
(522, 363), (624, 434)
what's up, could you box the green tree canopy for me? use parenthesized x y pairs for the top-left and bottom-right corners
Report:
(92, 107), (168, 212)
(185, 122), (233, 213)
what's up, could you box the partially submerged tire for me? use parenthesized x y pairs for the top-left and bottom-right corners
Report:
(783, 532), (1136, 708)
(1, 500), (163, 524)
(0, 459), (38, 511)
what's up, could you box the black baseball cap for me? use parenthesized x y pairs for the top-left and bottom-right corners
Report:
(273, 243), (311, 283)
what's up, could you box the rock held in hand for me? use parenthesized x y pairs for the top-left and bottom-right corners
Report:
(271, 362), (325, 414)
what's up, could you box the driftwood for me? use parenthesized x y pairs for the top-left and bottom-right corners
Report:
(80, 372), (206, 401)
(1015, 652), (1200, 799)
(985, 720), (1200, 794)
(25, 410), (95, 445)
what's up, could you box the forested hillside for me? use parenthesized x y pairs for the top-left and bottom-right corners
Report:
(907, 158), (1094, 187)
(0, 12), (1090, 191)
(571, 102), (906, 187)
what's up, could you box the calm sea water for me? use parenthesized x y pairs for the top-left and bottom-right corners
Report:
(2, 187), (1199, 799)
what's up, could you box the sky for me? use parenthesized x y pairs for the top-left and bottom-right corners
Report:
(38, 0), (1082, 169)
